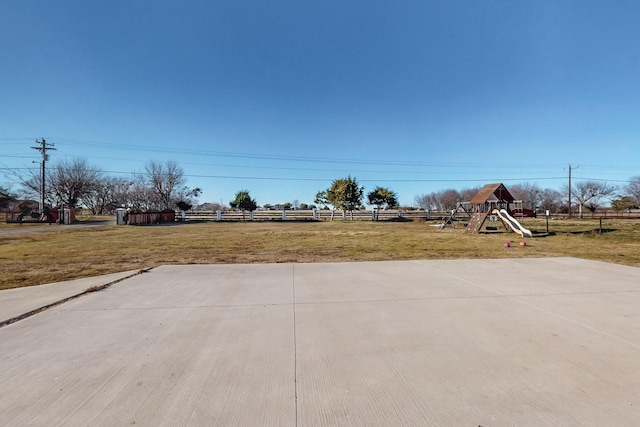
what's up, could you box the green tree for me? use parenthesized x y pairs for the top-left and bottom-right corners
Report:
(176, 201), (193, 211)
(611, 196), (636, 216)
(327, 176), (364, 220)
(230, 190), (258, 221)
(367, 186), (398, 220)
(314, 190), (329, 209)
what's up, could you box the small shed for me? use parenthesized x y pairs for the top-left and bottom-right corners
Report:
(466, 183), (515, 233)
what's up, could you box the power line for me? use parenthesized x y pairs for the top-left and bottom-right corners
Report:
(49, 137), (573, 169)
(6, 137), (638, 176)
(0, 155), (35, 159)
(101, 169), (569, 183)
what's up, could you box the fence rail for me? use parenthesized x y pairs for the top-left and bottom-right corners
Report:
(181, 209), (430, 222)
(180, 209), (640, 222)
(3, 209), (639, 225)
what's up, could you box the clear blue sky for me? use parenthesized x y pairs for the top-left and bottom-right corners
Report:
(1, 1), (639, 207)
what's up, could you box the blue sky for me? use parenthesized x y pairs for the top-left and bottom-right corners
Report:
(1, 1), (639, 207)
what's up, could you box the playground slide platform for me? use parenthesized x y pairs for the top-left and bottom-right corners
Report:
(492, 209), (533, 238)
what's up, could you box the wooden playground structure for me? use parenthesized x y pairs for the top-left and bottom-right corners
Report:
(438, 183), (530, 236)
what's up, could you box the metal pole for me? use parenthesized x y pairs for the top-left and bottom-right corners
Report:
(546, 210), (550, 234)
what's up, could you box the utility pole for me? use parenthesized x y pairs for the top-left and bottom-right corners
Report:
(567, 165), (578, 218)
(31, 138), (56, 213)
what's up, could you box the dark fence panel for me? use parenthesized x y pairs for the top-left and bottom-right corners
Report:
(128, 211), (176, 225)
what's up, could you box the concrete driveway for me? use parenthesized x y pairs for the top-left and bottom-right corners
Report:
(2, 258), (640, 426)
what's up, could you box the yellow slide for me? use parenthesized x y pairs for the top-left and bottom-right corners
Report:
(492, 209), (533, 238)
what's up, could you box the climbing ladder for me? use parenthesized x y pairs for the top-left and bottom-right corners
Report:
(465, 211), (490, 233)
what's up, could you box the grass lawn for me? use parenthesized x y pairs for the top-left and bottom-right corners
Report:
(1, 217), (640, 290)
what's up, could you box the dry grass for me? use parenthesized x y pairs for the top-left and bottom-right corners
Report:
(1, 217), (639, 290)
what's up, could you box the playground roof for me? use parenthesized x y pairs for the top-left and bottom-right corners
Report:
(469, 183), (515, 205)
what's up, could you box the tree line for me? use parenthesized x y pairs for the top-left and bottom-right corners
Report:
(2, 159), (200, 214)
(312, 176), (398, 220)
(415, 180), (640, 218)
(3, 158), (640, 219)
(228, 177), (398, 221)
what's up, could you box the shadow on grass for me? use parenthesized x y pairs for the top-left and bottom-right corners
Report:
(567, 228), (616, 236)
(478, 230), (555, 238)
(377, 217), (416, 223)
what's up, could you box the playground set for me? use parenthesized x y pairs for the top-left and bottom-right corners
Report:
(440, 183), (533, 238)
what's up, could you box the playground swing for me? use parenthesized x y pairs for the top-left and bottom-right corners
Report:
(434, 202), (473, 229)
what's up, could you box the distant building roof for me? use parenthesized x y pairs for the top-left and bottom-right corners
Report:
(469, 183), (515, 205)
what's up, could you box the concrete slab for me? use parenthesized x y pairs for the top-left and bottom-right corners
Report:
(2, 258), (640, 426)
(0, 270), (143, 324)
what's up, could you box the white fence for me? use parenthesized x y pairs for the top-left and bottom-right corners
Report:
(180, 209), (435, 222)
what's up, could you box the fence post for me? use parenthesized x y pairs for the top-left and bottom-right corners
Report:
(250, 211), (254, 221)
(312, 209), (318, 220)
(216, 210), (221, 221)
(398, 210), (403, 218)
(282, 209), (286, 220)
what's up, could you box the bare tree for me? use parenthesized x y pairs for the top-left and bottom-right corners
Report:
(129, 176), (160, 211)
(47, 159), (102, 208)
(144, 160), (186, 209)
(437, 189), (461, 212)
(198, 202), (226, 211)
(10, 159), (102, 209)
(12, 167), (55, 206)
(510, 182), (543, 210)
(571, 181), (618, 218)
(539, 188), (563, 213)
(82, 176), (133, 214)
(414, 193), (438, 211)
(111, 177), (136, 209)
(83, 181), (111, 215)
(459, 187), (480, 203)
(627, 176), (640, 206)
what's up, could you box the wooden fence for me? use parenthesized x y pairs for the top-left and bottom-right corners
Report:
(128, 210), (176, 225)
